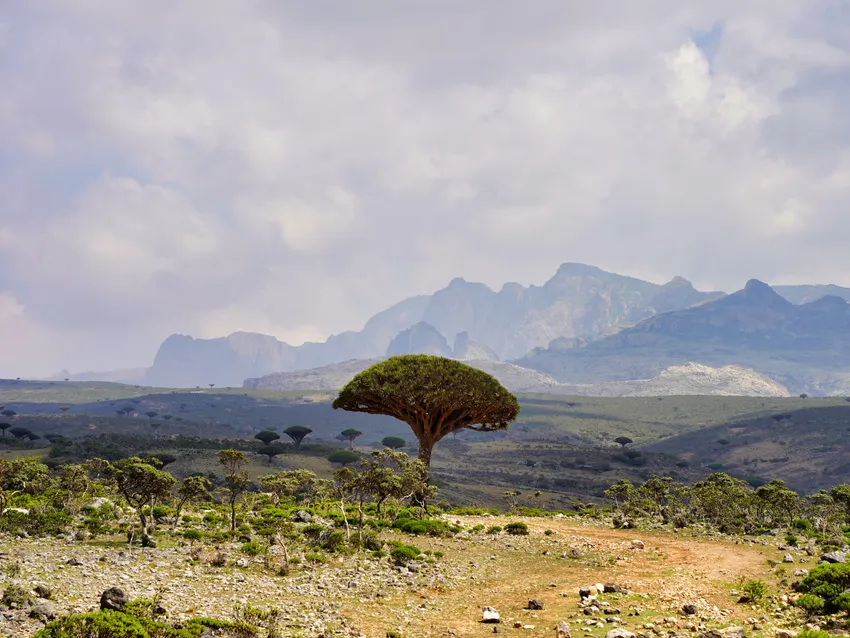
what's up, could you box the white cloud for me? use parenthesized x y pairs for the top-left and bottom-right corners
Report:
(1, 1), (850, 376)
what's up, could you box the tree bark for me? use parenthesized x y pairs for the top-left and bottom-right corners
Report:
(415, 439), (434, 512)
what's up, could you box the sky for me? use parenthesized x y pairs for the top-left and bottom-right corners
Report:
(1, 1), (850, 378)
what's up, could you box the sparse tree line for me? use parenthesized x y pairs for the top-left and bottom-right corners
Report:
(605, 472), (850, 537)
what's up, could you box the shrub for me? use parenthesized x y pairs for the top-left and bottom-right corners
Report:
(544, 529), (554, 536)
(2, 583), (29, 607)
(33, 609), (258, 638)
(391, 516), (460, 537)
(390, 544), (421, 566)
(304, 552), (326, 564)
(797, 563), (850, 612)
(470, 524), (485, 533)
(183, 529), (204, 545)
(320, 529), (347, 552)
(505, 522), (529, 536)
(742, 579), (768, 602)
(486, 525), (502, 535)
(240, 540), (263, 556)
(796, 594), (825, 616)
(785, 533), (798, 547)
(151, 505), (171, 518)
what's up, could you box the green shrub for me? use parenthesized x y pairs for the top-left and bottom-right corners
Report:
(793, 519), (811, 531)
(320, 529), (347, 552)
(486, 525), (502, 535)
(183, 530), (204, 544)
(470, 524), (485, 533)
(240, 540), (263, 556)
(301, 524), (325, 539)
(304, 552), (326, 564)
(2, 583), (28, 607)
(785, 533), (798, 547)
(796, 594), (825, 616)
(505, 522), (529, 536)
(544, 529), (554, 536)
(151, 505), (171, 518)
(797, 563), (850, 612)
(797, 631), (833, 638)
(390, 544), (421, 566)
(742, 579), (768, 602)
(33, 609), (258, 638)
(391, 517), (459, 537)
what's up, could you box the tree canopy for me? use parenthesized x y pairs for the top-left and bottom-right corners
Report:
(333, 355), (519, 473)
(254, 430), (281, 445)
(381, 436), (406, 450)
(283, 425), (313, 448)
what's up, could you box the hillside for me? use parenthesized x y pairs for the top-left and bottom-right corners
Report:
(516, 280), (850, 394)
(245, 358), (788, 398)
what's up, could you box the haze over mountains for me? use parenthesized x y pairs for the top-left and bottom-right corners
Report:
(53, 263), (850, 396)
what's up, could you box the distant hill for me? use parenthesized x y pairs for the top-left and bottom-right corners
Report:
(245, 357), (789, 398)
(516, 280), (850, 394)
(144, 263), (723, 387)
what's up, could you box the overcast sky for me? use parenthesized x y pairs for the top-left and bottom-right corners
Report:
(1, 1), (850, 377)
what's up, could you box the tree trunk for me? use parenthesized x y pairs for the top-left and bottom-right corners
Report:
(138, 510), (148, 536)
(415, 439), (434, 512)
(230, 498), (237, 531)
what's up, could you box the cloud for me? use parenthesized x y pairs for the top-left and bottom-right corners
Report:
(1, 1), (850, 376)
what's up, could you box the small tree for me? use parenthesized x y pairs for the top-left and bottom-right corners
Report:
(283, 426), (313, 449)
(382, 436), (406, 450)
(260, 469), (319, 504)
(328, 450), (360, 467)
(59, 406), (70, 414)
(0, 423), (10, 437)
(340, 429), (362, 450)
(9, 427), (32, 440)
(44, 433), (66, 444)
(614, 436), (633, 448)
(106, 457), (176, 536)
(143, 411), (158, 422)
(258, 443), (287, 465)
(254, 430), (281, 445)
(153, 453), (177, 468)
(218, 449), (249, 532)
(173, 475), (212, 528)
(0, 409), (17, 419)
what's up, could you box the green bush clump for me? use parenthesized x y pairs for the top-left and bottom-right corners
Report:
(390, 544), (421, 566)
(796, 594), (825, 616)
(470, 524), (485, 533)
(183, 529), (204, 544)
(486, 525), (502, 534)
(240, 540), (263, 556)
(33, 609), (258, 638)
(304, 552), (326, 564)
(2, 583), (29, 607)
(391, 516), (459, 537)
(301, 524), (325, 539)
(742, 579), (768, 602)
(505, 522), (529, 536)
(151, 505), (171, 518)
(797, 563), (850, 612)
(544, 529), (554, 536)
(785, 533), (798, 547)
(320, 529), (347, 552)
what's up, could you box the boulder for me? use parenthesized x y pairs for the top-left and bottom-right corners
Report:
(65, 558), (83, 566)
(775, 631), (797, 638)
(630, 540), (645, 550)
(34, 584), (51, 599)
(604, 584), (623, 594)
(606, 629), (635, 638)
(783, 554), (794, 563)
(682, 604), (697, 616)
(100, 587), (129, 611)
(579, 587), (597, 599)
(821, 551), (846, 564)
(557, 621), (571, 637)
(528, 599), (544, 610)
(29, 599), (57, 622)
(482, 606), (501, 623)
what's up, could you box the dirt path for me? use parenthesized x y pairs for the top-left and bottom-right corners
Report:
(349, 517), (773, 638)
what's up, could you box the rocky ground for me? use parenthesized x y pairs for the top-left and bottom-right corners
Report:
(0, 516), (816, 637)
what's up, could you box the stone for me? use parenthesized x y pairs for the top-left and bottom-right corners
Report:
(630, 540), (645, 550)
(783, 554), (794, 563)
(100, 587), (129, 611)
(682, 604), (697, 616)
(719, 628), (746, 638)
(604, 584), (622, 594)
(579, 587), (596, 599)
(29, 599), (57, 622)
(557, 621), (571, 638)
(528, 599), (544, 610)
(821, 551), (846, 564)
(606, 629), (635, 638)
(482, 606), (501, 623)
(569, 549), (582, 559)
(293, 510), (313, 522)
(775, 631), (797, 638)
(65, 558), (83, 566)
(33, 585), (51, 599)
